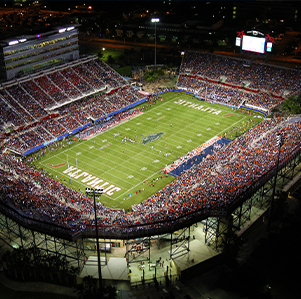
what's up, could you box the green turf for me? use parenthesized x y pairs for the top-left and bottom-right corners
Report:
(101, 48), (123, 62)
(36, 91), (262, 210)
(114, 65), (132, 77)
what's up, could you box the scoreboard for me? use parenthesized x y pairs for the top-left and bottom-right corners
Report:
(236, 30), (274, 54)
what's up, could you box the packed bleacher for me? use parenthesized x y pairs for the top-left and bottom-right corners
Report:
(177, 76), (284, 111)
(0, 52), (299, 155)
(0, 55), (146, 155)
(0, 116), (300, 235)
(21, 79), (58, 108)
(0, 50), (301, 237)
(178, 51), (301, 112)
(0, 101), (25, 128)
(71, 62), (106, 91)
(0, 88), (35, 124)
(5, 84), (48, 120)
(180, 51), (301, 95)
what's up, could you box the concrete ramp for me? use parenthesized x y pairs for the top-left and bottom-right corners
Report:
(79, 256), (129, 281)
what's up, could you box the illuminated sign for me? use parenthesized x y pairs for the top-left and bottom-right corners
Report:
(266, 42), (273, 52)
(242, 35), (266, 54)
(8, 40), (18, 46)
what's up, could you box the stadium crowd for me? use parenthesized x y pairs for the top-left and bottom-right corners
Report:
(177, 75), (284, 111)
(0, 116), (300, 235)
(0, 52), (299, 155)
(0, 56), (144, 154)
(180, 51), (301, 96)
(0, 51), (301, 236)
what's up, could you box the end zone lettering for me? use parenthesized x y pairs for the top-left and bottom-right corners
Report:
(174, 99), (221, 115)
(63, 166), (121, 196)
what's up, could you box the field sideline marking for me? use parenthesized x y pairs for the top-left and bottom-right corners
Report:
(43, 152), (138, 188)
(38, 95), (248, 206)
(113, 111), (247, 201)
(87, 113), (143, 140)
(114, 169), (163, 201)
(42, 104), (245, 182)
(218, 116), (247, 135)
(64, 144), (159, 180)
(36, 162), (115, 200)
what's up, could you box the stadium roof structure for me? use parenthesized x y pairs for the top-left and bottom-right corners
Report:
(0, 24), (80, 80)
(0, 24), (81, 47)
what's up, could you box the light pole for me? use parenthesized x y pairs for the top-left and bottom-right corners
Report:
(151, 18), (159, 68)
(86, 187), (103, 288)
(267, 134), (284, 231)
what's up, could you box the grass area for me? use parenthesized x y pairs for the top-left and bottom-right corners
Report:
(79, 43), (123, 62)
(101, 48), (123, 63)
(35, 91), (262, 211)
(114, 65), (132, 77)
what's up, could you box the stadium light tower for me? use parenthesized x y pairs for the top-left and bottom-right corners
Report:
(151, 18), (160, 68)
(267, 134), (284, 231)
(85, 187), (103, 288)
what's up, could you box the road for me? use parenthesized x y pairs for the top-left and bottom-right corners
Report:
(79, 35), (301, 68)
(79, 36), (174, 51)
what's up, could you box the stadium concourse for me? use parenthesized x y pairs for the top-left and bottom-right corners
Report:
(0, 209), (272, 299)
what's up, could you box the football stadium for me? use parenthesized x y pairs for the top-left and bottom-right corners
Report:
(0, 25), (301, 287)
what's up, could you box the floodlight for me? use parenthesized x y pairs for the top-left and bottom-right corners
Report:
(8, 40), (19, 46)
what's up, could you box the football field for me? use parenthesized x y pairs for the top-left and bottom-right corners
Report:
(37, 91), (261, 211)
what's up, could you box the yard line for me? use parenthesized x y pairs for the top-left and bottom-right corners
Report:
(66, 144), (159, 177)
(39, 95), (248, 207)
(114, 169), (164, 201)
(218, 116), (247, 135)
(38, 160), (122, 201)
(61, 142), (165, 185)
(44, 152), (140, 188)
(87, 113), (143, 140)
(42, 141), (88, 163)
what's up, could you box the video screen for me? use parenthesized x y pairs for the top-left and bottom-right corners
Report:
(235, 37), (241, 47)
(266, 42), (273, 52)
(242, 35), (266, 54)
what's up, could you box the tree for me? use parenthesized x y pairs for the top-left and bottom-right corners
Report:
(97, 50), (104, 59)
(282, 93), (301, 114)
(77, 276), (118, 299)
(107, 55), (114, 64)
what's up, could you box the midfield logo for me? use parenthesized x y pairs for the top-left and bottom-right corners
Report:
(142, 132), (164, 145)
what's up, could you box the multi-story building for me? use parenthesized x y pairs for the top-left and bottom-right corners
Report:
(0, 25), (80, 81)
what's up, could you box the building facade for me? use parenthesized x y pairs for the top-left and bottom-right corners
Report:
(0, 25), (80, 81)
